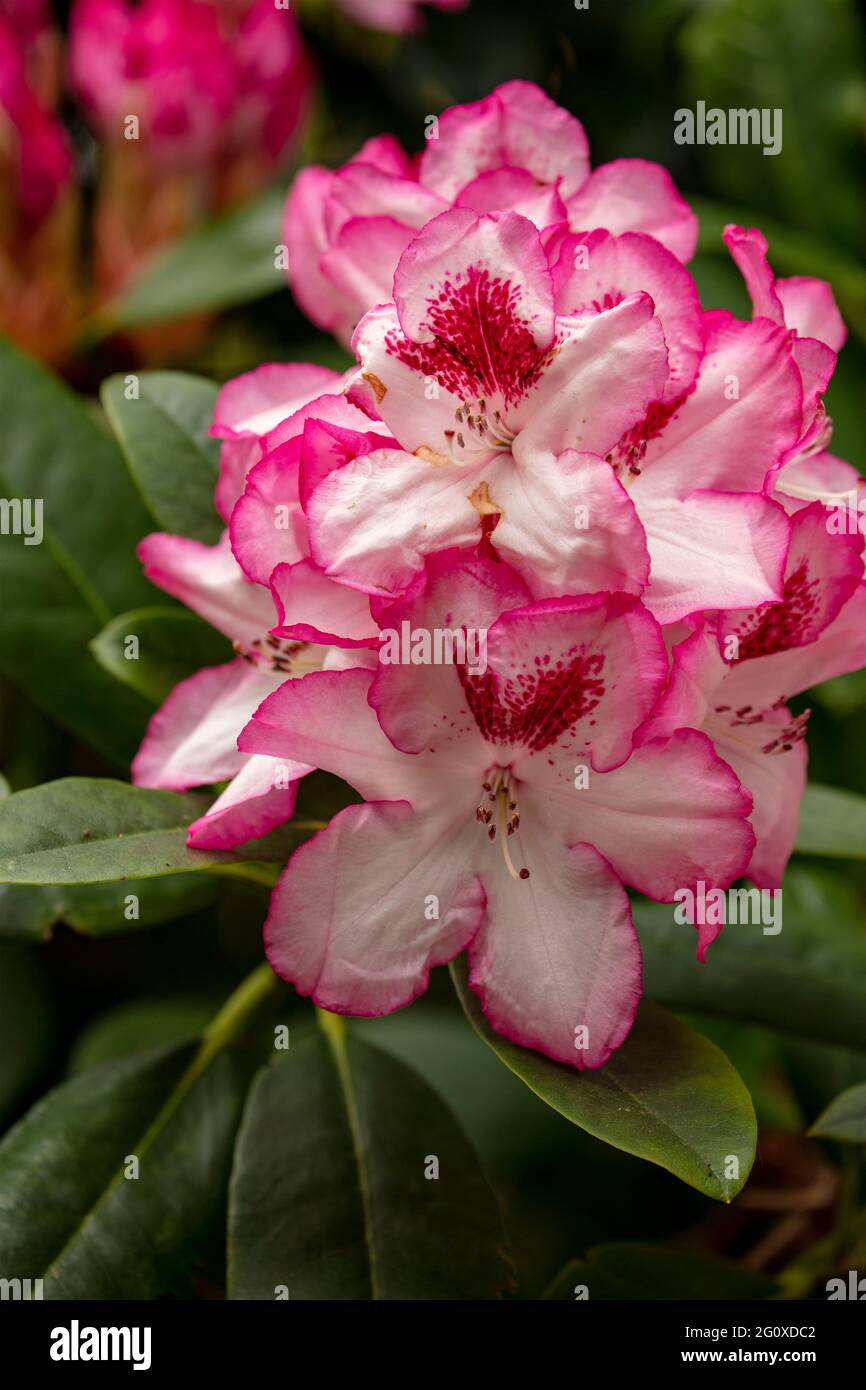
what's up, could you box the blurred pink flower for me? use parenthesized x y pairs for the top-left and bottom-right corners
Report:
(337, 0), (467, 36)
(0, 12), (78, 359)
(68, 0), (314, 318)
(69, 0), (312, 170)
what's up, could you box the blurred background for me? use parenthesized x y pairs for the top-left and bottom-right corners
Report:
(1, 0), (865, 1298)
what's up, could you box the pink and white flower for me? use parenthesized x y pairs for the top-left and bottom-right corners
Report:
(644, 503), (866, 893)
(238, 551), (754, 1067)
(284, 80), (698, 346)
(722, 223), (860, 516)
(132, 365), (374, 850)
(300, 206), (795, 623)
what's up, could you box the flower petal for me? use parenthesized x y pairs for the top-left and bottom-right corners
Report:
(419, 80), (590, 201)
(776, 276), (847, 352)
(566, 158), (698, 262)
(211, 362), (341, 442)
(319, 216), (416, 315)
(480, 592), (668, 773)
(306, 444), (487, 595)
(369, 549), (532, 756)
(132, 659), (286, 791)
(489, 448), (650, 598)
(511, 292), (670, 462)
(270, 559), (378, 648)
(628, 315), (802, 497)
(550, 229), (704, 400)
(536, 728), (755, 902)
(264, 800), (485, 1014)
(137, 531), (275, 646)
(238, 667), (461, 807)
(717, 500), (864, 659)
(639, 490), (791, 625)
(229, 442), (306, 586)
(186, 753), (309, 851)
(468, 835), (640, 1069)
(283, 166), (358, 342)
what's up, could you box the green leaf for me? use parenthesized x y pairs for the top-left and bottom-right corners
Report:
(0, 342), (163, 763)
(0, 1044), (244, 1297)
(450, 960), (755, 1202)
(91, 607), (232, 704)
(796, 783), (866, 858)
(0, 778), (304, 884)
(101, 372), (221, 543)
(0, 874), (221, 942)
(228, 1023), (512, 1299)
(809, 1083), (866, 1143)
(98, 186), (285, 330)
(635, 866), (866, 1053)
(0, 963), (280, 1297)
(67, 998), (221, 1076)
(543, 1243), (778, 1300)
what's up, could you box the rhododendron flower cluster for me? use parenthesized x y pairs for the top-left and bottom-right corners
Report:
(69, 0), (313, 304)
(337, 0), (468, 36)
(136, 82), (866, 1070)
(0, 0), (314, 359)
(0, 3), (78, 359)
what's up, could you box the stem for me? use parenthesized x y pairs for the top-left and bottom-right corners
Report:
(174, 961), (279, 1105)
(316, 1005), (347, 1044)
(202, 960), (280, 1056)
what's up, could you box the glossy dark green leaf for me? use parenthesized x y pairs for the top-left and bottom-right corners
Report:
(91, 607), (232, 704)
(228, 1026), (512, 1299)
(0, 342), (162, 763)
(67, 998), (222, 1076)
(451, 960), (755, 1202)
(101, 372), (221, 543)
(99, 186), (285, 329)
(796, 783), (866, 858)
(0, 874), (221, 942)
(0, 964), (283, 1297)
(543, 1243), (778, 1300)
(809, 1083), (866, 1143)
(0, 778), (304, 883)
(636, 866), (866, 1052)
(0, 1044), (245, 1297)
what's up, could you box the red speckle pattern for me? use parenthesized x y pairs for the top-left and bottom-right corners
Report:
(565, 290), (625, 315)
(733, 562), (821, 659)
(606, 389), (691, 475)
(386, 263), (550, 409)
(458, 647), (605, 751)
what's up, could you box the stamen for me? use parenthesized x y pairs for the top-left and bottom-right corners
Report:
(477, 769), (531, 881)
